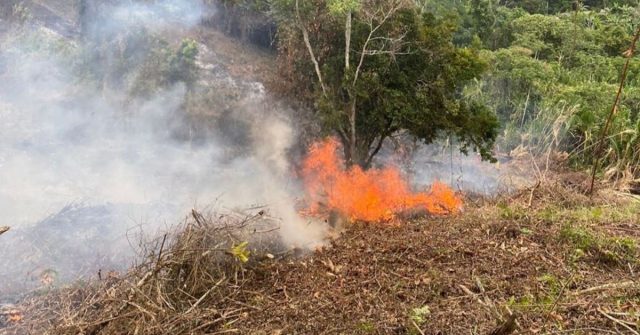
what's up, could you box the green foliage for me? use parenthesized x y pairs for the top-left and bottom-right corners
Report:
(409, 305), (431, 325)
(230, 241), (251, 263)
(130, 38), (200, 97)
(273, 0), (499, 167)
(535, 202), (640, 225)
(356, 321), (376, 333)
(168, 38), (200, 86)
(227, 0), (640, 176)
(437, 1), (640, 180)
(498, 203), (529, 220)
(560, 224), (637, 265)
(327, 0), (360, 15)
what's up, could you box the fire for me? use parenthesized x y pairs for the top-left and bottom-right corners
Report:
(1, 309), (23, 323)
(301, 138), (462, 222)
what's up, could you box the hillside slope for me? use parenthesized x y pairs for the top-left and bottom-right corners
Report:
(3, 181), (640, 334)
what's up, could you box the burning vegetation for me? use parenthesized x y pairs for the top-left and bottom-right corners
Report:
(2, 0), (640, 334)
(301, 138), (462, 222)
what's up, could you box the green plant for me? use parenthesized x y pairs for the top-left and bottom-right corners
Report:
(230, 241), (251, 263)
(560, 224), (637, 265)
(272, 0), (499, 167)
(498, 204), (528, 220)
(356, 321), (375, 333)
(409, 305), (431, 325)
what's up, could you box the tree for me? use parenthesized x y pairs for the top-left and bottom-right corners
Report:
(273, 0), (499, 167)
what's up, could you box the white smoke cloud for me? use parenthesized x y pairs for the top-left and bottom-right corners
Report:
(84, 0), (207, 37)
(0, 0), (323, 298)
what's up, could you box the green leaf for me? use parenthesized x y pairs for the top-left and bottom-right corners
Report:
(230, 242), (250, 263)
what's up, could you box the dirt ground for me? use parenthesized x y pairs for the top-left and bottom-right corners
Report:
(230, 185), (640, 334)
(2, 180), (640, 335)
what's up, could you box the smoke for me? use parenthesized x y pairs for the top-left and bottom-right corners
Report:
(409, 145), (509, 196)
(0, 0), (323, 298)
(407, 142), (536, 197)
(374, 137), (531, 197)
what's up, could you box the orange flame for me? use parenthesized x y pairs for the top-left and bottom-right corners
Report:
(301, 138), (462, 222)
(3, 309), (23, 323)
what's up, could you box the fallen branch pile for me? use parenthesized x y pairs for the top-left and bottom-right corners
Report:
(2, 208), (285, 335)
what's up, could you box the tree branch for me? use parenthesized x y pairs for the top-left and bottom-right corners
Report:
(365, 134), (386, 168)
(295, 0), (327, 97)
(352, 0), (403, 86)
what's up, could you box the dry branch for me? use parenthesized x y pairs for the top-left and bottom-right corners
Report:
(488, 313), (517, 335)
(598, 309), (640, 335)
(573, 280), (635, 296)
(0, 226), (8, 236)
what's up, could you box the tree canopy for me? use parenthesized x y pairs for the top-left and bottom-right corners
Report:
(273, 0), (499, 167)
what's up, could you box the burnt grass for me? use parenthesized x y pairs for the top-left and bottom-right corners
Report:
(3, 182), (640, 335)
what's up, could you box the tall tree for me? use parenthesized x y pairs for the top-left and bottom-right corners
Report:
(273, 0), (499, 167)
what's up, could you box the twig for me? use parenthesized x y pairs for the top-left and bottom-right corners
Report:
(156, 233), (167, 268)
(548, 327), (618, 334)
(0, 226), (9, 236)
(294, 0), (327, 96)
(589, 25), (640, 195)
(410, 319), (426, 335)
(185, 277), (225, 314)
(488, 313), (517, 335)
(527, 181), (541, 208)
(544, 274), (574, 325)
(598, 308), (640, 335)
(475, 277), (501, 320)
(192, 209), (207, 227)
(459, 284), (500, 320)
(573, 280), (635, 296)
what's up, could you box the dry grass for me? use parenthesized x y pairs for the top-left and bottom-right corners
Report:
(1, 208), (288, 335)
(3, 179), (640, 335)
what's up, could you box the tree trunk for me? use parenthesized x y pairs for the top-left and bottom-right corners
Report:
(347, 99), (358, 167)
(341, 120), (377, 170)
(345, 12), (351, 70)
(342, 139), (369, 169)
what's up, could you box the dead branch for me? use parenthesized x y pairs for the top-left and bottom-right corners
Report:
(410, 319), (426, 335)
(488, 313), (517, 335)
(598, 308), (640, 335)
(573, 280), (635, 296)
(0, 226), (9, 236)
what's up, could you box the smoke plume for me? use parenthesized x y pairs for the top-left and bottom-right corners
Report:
(0, 0), (323, 299)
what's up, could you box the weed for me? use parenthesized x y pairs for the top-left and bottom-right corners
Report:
(560, 224), (637, 265)
(537, 274), (562, 305)
(357, 321), (375, 333)
(560, 225), (598, 251)
(537, 206), (558, 224)
(507, 293), (543, 312)
(520, 227), (533, 235)
(545, 203), (640, 225)
(409, 305), (431, 325)
(498, 204), (528, 221)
